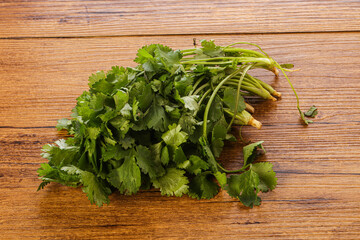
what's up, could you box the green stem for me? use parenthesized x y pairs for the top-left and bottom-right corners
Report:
(181, 57), (272, 65)
(223, 42), (270, 58)
(182, 61), (234, 65)
(202, 68), (244, 137)
(274, 63), (309, 124)
(193, 83), (210, 95)
(189, 75), (206, 95)
(222, 48), (265, 57)
(227, 64), (253, 131)
(197, 88), (212, 107)
(216, 162), (250, 173)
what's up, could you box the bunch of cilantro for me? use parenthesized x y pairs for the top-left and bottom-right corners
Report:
(38, 40), (305, 208)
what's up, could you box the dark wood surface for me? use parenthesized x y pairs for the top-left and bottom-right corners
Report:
(1, 1), (360, 239)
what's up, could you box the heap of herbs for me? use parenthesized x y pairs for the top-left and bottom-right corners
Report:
(37, 40), (312, 207)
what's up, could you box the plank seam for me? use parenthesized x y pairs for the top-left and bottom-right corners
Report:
(1, 30), (360, 40)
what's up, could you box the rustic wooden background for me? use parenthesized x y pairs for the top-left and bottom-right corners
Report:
(1, 1), (360, 239)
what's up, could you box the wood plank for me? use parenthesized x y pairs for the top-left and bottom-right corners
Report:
(1, 0), (360, 38)
(1, 33), (360, 239)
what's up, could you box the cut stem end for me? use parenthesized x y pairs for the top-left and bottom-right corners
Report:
(245, 103), (255, 114)
(273, 91), (282, 98)
(249, 117), (262, 129)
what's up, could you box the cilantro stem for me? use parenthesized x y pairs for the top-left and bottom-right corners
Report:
(216, 162), (250, 173)
(227, 64), (253, 132)
(273, 62), (309, 124)
(182, 61), (234, 65)
(197, 88), (212, 108)
(222, 48), (265, 58)
(193, 83), (210, 95)
(181, 57), (272, 66)
(189, 75), (206, 95)
(202, 68), (243, 138)
(223, 42), (270, 58)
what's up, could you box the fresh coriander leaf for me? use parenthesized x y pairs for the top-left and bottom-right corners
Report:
(91, 79), (114, 95)
(208, 96), (223, 122)
(211, 138), (224, 158)
(173, 146), (187, 165)
(41, 140), (79, 167)
(136, 145), (165, 179)
(199, 137), (218, 172)
(223, 87), (246, 113)
(225, 133), (237, 142)
(178, 114), (197, 135)
(181, 95), (199, 111)
(161, 146), (170, 166)
(186, 155), (209, 175)
(200, 39), (224, 57)
(108, 155), (141, 195)
(161, 124), (188, 147)
(243, 141), (265, 166)
(86, 127), (101, 140)
(152, 168), (189, 197)
(145, 101), (169, 132)
(188, 172), (219, 199)
(280, 63), (294, 69)
(113, 90), (129, 110)
(251, 162), (277, 192)
(212, 122), (227, 140)
(88, 71), (106, 88)
(225, 170), (261, 208)
(304, 105), (318, 118)
(213, 171), (227, 188)
(62, 165), (111, 207)
(56, 118), (71, 131)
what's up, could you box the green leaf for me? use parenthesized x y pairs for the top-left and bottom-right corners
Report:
(213, 171), (227, 188)
(178, 114), (197, 136)
(212, 122), (227, 140)
(280, 63), (294, 69)
(152, 168), (189, 197)
(243, 141), (265, 166)
(211, 138), (224, 158)
(161, 146), (170, 165)
(208, 96), (223, 122)
(89, 92), (107, 112)
(161, 124), (188, 147)
(37, 163), (80, 190)
(251, 162), (277, 192)
(56, 118), (71, 131)
(200, 40), (224, 57)
(188, 172), (219, 199)
(223, 87), (246, 113)
(304, 105), (318, 118)
(181, 96), (199, 111)
(136, 145), (165, 179)
(86, 127), (101, 140)
(225, 133), (237, 142)
(113, 90), (129, 110)
(199, 137), (218, 172)
(41, 139), (79, 167)
(62, 165), (111, 207)
(225, 170), (261, 208)
(173, 146), (187, 165)
(145, 101), (169, 132)
(186, 155), (209, 175)
(88, 71), (106, 88)
(91, 79), (114, 94)
(108, 155), (141, 195)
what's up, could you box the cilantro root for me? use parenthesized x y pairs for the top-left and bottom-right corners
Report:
(37, 40), (310, 208)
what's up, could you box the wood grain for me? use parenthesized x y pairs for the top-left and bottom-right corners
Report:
(0, 33), (360, 239)
(1, 0), (360, 38)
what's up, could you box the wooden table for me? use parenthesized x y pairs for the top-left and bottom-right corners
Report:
(1, 1), (360, 239)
